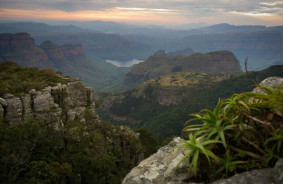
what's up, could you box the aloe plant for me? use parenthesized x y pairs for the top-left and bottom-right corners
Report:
(176, 133), (220, 175)
(177, 85), (283, 181)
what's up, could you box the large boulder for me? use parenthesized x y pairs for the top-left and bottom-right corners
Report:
(123, 136), (283, 184)
(122, 137), (191, 184)
(212, 158), (283, 184)
(253, 77), (283, 94)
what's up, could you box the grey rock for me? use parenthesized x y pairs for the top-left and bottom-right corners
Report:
(34, 107), (62, 130)
(22, 94), (33, 121)
(0, 97), (7, 106)
(123, 136), (283, 184)
(253, 77), (283, 94)
(211, 158), (283, 184)
(33, 88), (55, 112)
(1, 78), (97, 130)
(67, 107), (86, 122)
(122, 137), (191, 184)
(86, 86), (96, 109)
(28, 89), (36, 95)
(274, 159), (283, 184)
(211, 168), (274, 184)
(66, 81), (87, 107)
(3, 94), (23, 125)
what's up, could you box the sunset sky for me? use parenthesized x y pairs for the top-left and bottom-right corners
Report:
(0, 0), (282, 26)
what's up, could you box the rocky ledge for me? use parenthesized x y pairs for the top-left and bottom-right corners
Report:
(0, 78), (97, 130)
(122, 77), (283, 184)
(122, 137), (283, 184)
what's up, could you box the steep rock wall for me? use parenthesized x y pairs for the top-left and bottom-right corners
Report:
(0, 79), (97, 129)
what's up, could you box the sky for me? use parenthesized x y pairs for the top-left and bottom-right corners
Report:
(0, 0), (283, 26)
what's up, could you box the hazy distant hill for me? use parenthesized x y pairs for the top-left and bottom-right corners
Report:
(0, 22), (155, 61)
(179, 30), (283, 70)
(98, 65), (283, 139)
(198, 23), (266, 33)
(125, 24), (283, 70)
(122, 50), (242, 89)
(0, 33), (126, 90)
(33, 32), (153, 61)
(0, 22), (94, 34)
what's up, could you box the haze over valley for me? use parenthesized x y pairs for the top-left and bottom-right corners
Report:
(0, 0), (283, 183)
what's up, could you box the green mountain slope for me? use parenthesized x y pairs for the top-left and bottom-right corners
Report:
(98, 65), (283, 140)
(0, 33), (126, 91)
(122, 50), (242, 89)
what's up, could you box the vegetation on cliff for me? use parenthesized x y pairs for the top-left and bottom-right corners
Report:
(0, 33), (128, 91)
(0, 63), (157, 184)
(0, 62), (68, 96)
(178, 84), (283, 182)
(98, 65), (283, 141)
(0, 116), (143, 183)
(122, 50), (242, 89)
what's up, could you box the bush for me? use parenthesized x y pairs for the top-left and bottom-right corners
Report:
(177, 85), (283, 182)
(0, 62), (68, 96)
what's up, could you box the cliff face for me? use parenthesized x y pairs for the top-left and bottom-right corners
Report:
(0, 33), (119, 90)
(0, 78), (96, 130)
(0, 64), (145, 183)
(0, 33), (52, 69)
(123, 50), (242, 89)
(100, 66), (283, 139)
(62, 44), (84, 57)
(0, 33), (35, 47)
(32, 32), (153, 61)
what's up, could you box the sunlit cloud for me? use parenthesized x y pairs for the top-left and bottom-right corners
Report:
(0, 8), (187, 24)
(259, 2), (283, 6)
(117, 7), (181, 12)
(230, 11), (272, 17)
(0, 0), (282, 25)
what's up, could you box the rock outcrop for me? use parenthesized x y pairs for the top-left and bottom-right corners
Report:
(122, 77), (283, 184)
(123, 136), (283, 184)
(122, 137), (191, 184)
(253, 77), (283, 94)
(123, 50), (242, 89)
(0, 33), (35, 47)
(0, 78), (97, 129)
(0, 33), (52, 68)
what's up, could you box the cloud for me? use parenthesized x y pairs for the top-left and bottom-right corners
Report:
(0, 0), (282, 25)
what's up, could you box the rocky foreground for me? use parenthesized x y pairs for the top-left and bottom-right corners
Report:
(122, 77), (283, 184)
(0, 77), (96, 129)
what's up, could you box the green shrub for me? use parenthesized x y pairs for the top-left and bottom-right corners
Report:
(0, 62), (69, 96)
(177, 85), (283, 182)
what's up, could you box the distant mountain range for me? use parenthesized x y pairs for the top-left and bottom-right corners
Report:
(0, 33), (126, 90)
(0, 22), (155, 61)
(0, 21), (282, 89)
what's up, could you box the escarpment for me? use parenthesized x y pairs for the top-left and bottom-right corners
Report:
(0, 78), (97, 129)
(123, 50), (242, 89)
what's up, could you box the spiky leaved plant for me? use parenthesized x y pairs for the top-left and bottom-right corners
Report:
(177, 85), (283, 182)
